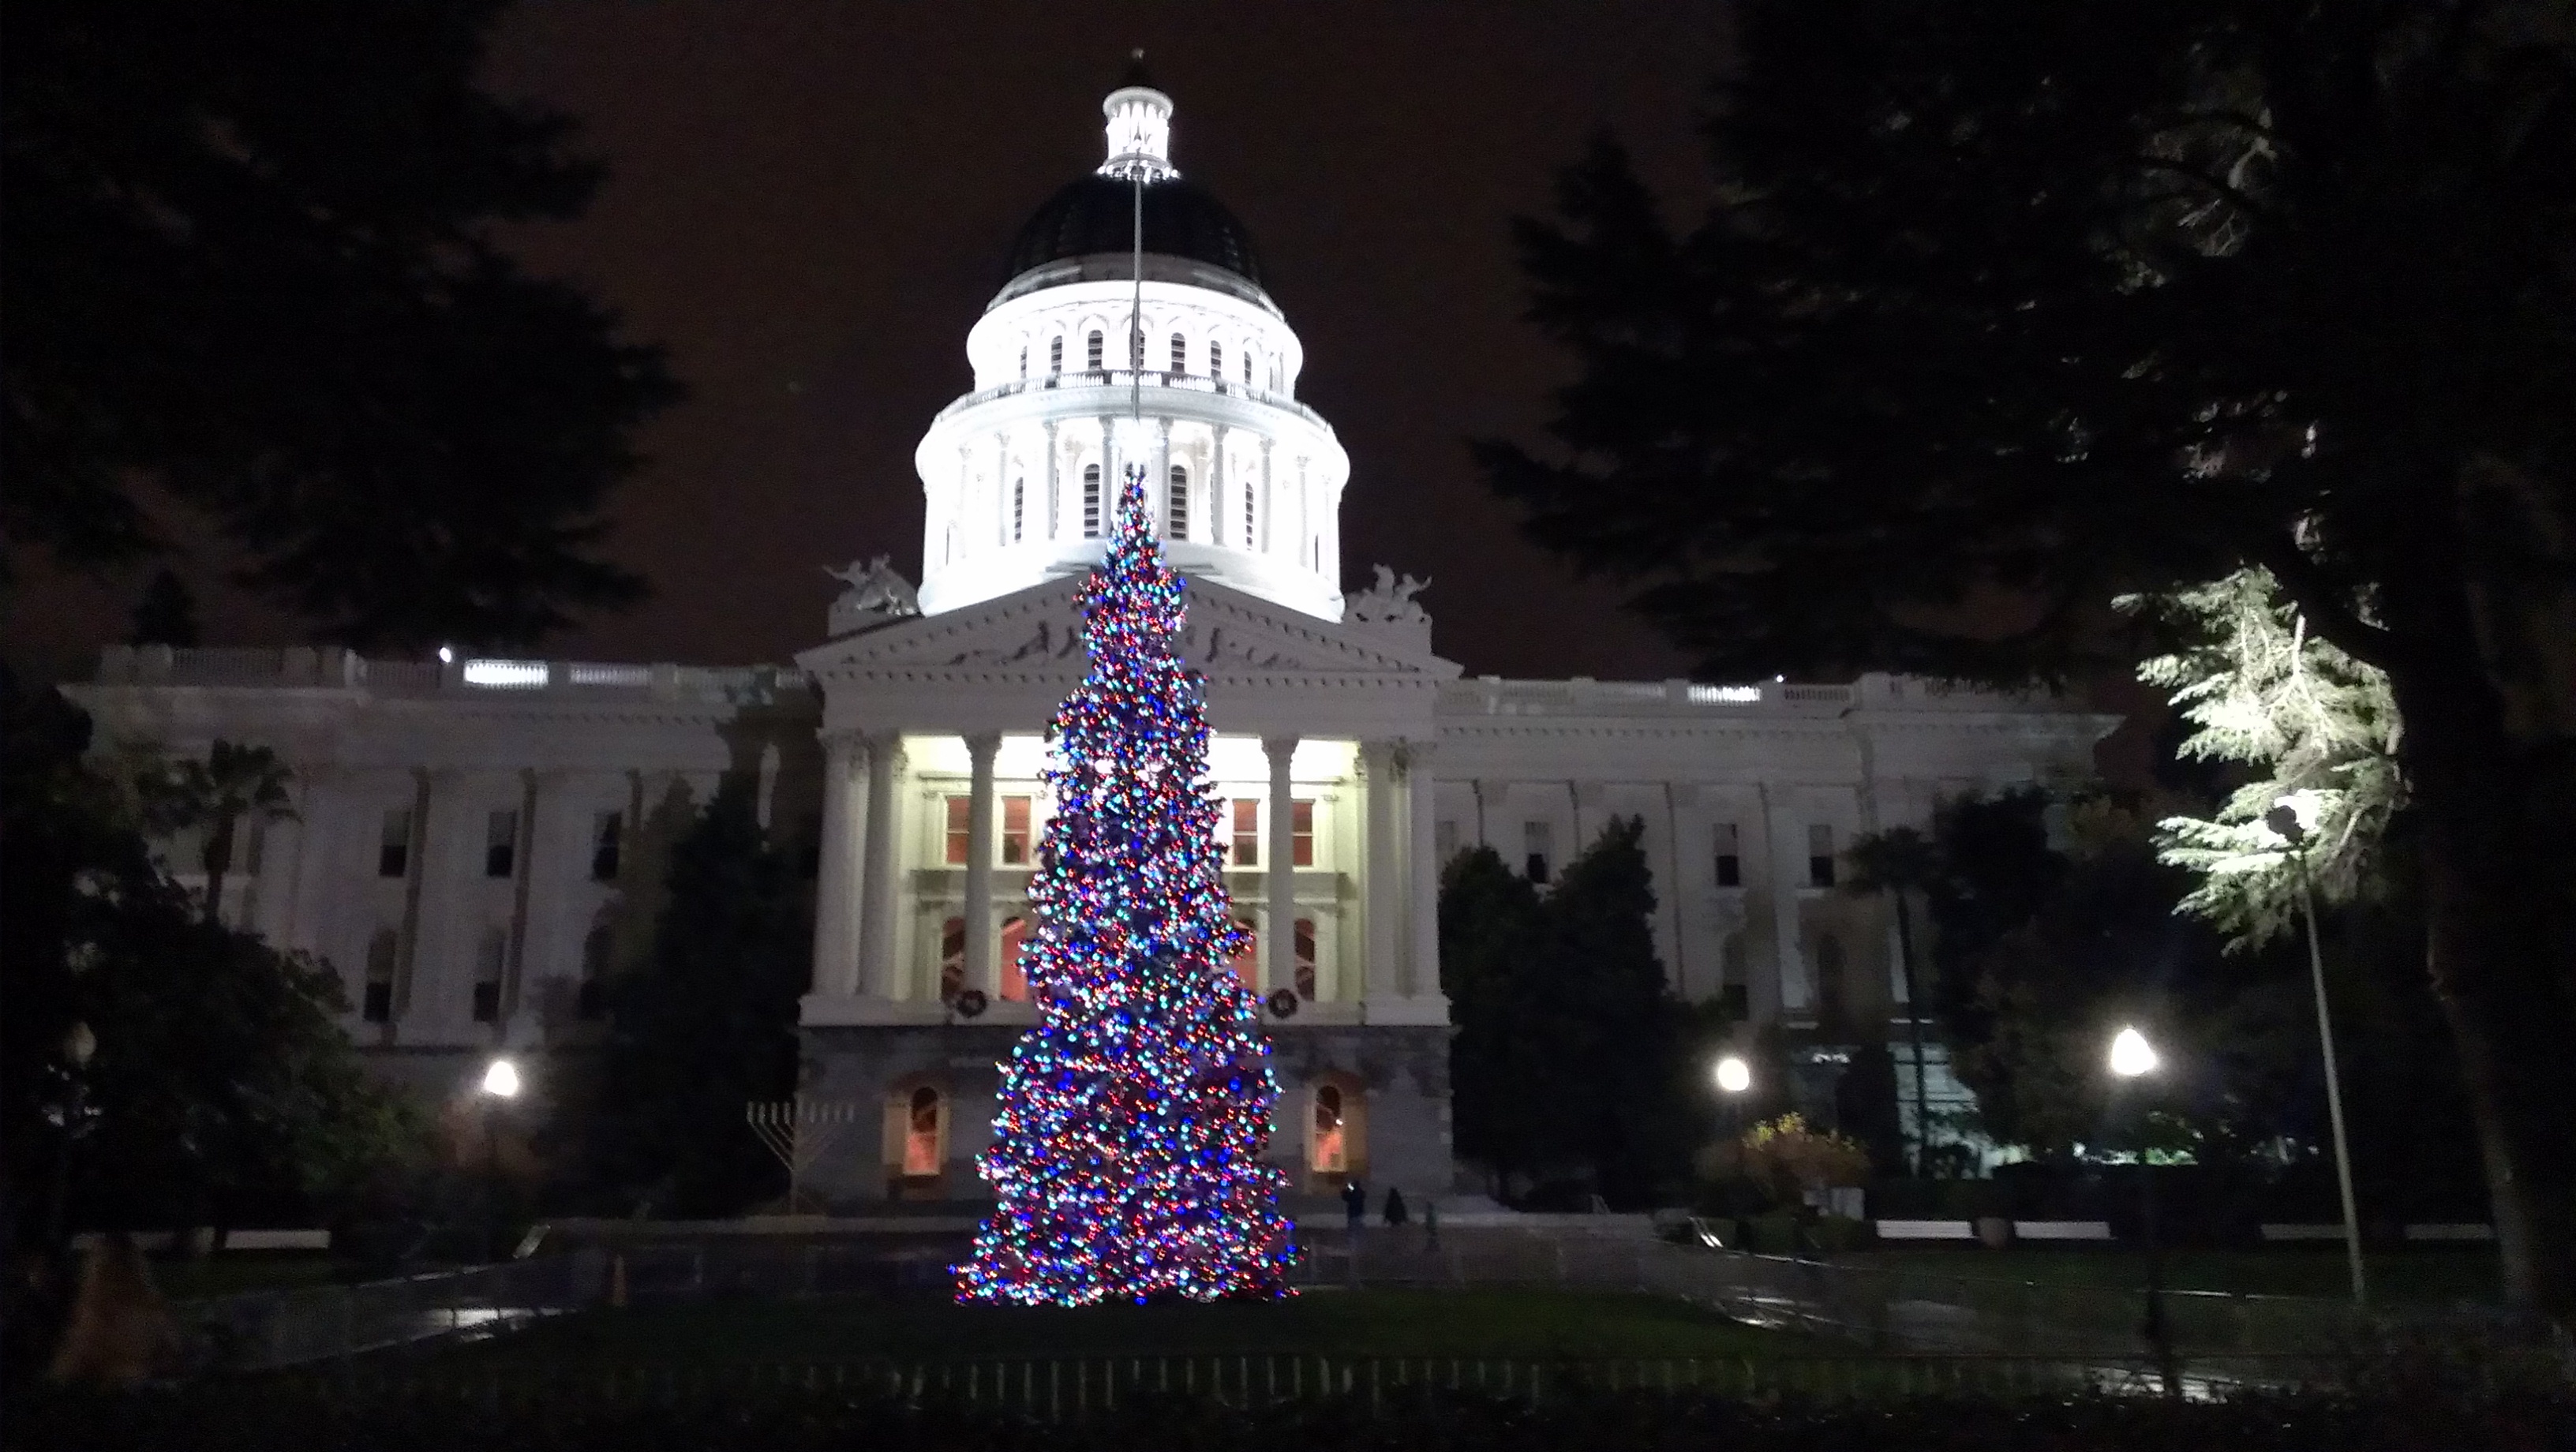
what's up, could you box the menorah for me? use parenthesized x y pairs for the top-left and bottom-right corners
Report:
(743, 1098), (862, 1214)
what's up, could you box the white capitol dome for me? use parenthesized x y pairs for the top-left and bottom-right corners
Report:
(911, 73), (1350, 621)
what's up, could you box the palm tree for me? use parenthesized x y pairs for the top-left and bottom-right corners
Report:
(141, 740), (297, 924)
(1844, 827), (1940, 1177)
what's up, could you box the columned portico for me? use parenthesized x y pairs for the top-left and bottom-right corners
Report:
(1263, 734), (1297, 994)
(961, 732), (1002, 995)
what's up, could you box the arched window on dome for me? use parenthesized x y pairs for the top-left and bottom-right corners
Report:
(1086, 331), (1103, 371)
(1243, 350), (1255, 387)
(1010, 479), (1024, 543)
(1082, 464), (1103, 538)
(1048, 336), (1064, 380)
(1209, 340), (1223, 380)
(1169, 332), (1186, 375)
(1017, 344), (1028, 380)
(1166, 465), (1189, 540)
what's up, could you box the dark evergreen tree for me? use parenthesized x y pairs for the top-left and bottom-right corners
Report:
(590, 784), (809, 1216)
(1438, 846), (1556, 1196)
(125, 570), (199, 647)
(1479, 0), (2576, 1308)
(4, 0), (679, 646)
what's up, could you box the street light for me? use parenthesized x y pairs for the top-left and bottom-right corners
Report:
(2109, 1024), (2177, 1398)
(477, 1058), (519, 1263)
(1714, 1054), (1752, 1096)
(2264, 798), (2367, 1307)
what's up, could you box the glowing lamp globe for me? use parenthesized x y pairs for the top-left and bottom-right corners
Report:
(480, 1057), (522, 1099)
(2108, 1027), (2159, 1080)
(1714, 1055), (1752, 1095)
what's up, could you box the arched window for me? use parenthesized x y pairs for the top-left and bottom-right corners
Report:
(1166, 465), (1189, 539)
(1086, 331), (1104, 371)
(939, 916), (966, 1002)
(902, 1085), (945, 1178)
(1209, 340), (1223, 380)
(1243, 351), (1255, 386)
(1294, 917), (1318, 1000)
(999, 915), (1031, 1001)
(363, 928), (398, 1023)
(1048, 336), (1064, 376)
(1241, 481), (1257, 550)
(1017, 344), (1028, 379)
(1307, 1077), (1365, 1186)
(1010, 479), (1025, 543)
(1170, 332), (1187, 373)
(1814, 934), (1849, 1031)
(1271, 361), (1282, 390)
(1312, 1084), (1346, 1173)
(1082, 464), (1103, 537)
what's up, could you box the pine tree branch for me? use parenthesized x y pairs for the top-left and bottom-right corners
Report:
(2250, 533), (2399, 670)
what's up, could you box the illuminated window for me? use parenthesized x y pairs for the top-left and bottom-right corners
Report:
(1229, 915), (1259, 991)
(1308, 1080), (1358, 1180)
(377, 808), (411, 878)
(1715, 821), (1742, 887)
(1291, 799), (1316, 866)
(1230, 799), (1260, 866)
(902, 1085), (945, 1177)
(484, 810), (518, 878)
(1086, 331), (1103, 370)
(1166, 465), (1189, 539)
(1808, 824), (1836, 887)
(1209, 340), (1222, 378)
(944, 795), (971, 866)
(1002, 795), (1032, 864)
(363, 929), (397, 1023)
(1010, 480), (1024, 542)
(999, 915), (1030, 1001)
(1170, 332), (1186, 373)
(1083, 465), (1103, 537)
(939, 917), (966, 1001)
(1294, 916), (1317, 999)
(1524, 820), (1553, 884)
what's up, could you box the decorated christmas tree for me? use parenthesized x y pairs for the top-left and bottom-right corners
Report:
(956, 464), (1295, 1305)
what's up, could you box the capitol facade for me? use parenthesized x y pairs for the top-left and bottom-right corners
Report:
(70, 80), (2114, 1207)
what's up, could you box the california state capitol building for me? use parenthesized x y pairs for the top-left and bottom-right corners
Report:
(69, 77), (2115, 1209)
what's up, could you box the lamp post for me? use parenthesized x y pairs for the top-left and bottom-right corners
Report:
(477, 1058), (520, 1263)
(1714, 1053), (1752, 1140)
(2109, 1025), (2178, 1398)
(2264, 799), (2367, 1307)
(46, 1021), (98, 1255)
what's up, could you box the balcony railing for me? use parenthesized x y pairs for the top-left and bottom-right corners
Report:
(92, 646), (807, 704)
(932, 369), (1332, 432)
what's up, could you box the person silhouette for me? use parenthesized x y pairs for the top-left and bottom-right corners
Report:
(1340, 1178), (1367, 1233)
(1383, 1186), (1409, 1228)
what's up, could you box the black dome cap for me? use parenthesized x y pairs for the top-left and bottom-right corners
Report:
(1002, 174), (1264, 290)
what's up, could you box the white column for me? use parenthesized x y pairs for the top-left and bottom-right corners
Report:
(1361, 741), (1401, 1003)
(398, 769), (470, 1042)
(857, 733), (905, 999)
(811, 735), (867, 997)
(962, 732), (1001, 995)
(1264, 735), (1299, 994)
(1758, 783), (1807, 1018)
(1402, 741), (1440, 999)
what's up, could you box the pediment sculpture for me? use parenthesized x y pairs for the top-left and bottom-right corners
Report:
(1344, 563), (1432, 627)
(826, 556), (922, 636)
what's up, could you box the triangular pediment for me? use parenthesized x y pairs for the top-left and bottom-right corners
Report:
(796, 575), (1460, 681)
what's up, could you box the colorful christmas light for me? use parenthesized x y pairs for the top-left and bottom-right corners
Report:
(956, 465), (1295, 1306)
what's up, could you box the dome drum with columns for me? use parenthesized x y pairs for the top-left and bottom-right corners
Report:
(915, 80), (1346, 621)
(63, 70), (2120, 1213)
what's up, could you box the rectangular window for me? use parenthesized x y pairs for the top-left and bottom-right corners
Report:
(1086, 331), (1103, 370)
(1242, 481), (1256, 548)
(944, 795), (972, 866)
(1714, 821), (1741, 888)
(484, 810), (519, 878)
(1290, 799), (1316, 867)
(1435, 820), (1458, 863)
(1230, 799), (1260, 866)
(1170, 334), (1187, 373)
(471, 930), (504, 1023)
(1293, 916), (1317, 999)
(1209, 341), (1223, 378)
(363, 982), (393, 1023)
(1808, 823), (1837, 887)
(1524, 820), (1553, 885)
(377, 808), (412, 879)
(1166, 465), (1189, 540)
(1082, 465), (1103, 537)
(1001, 795), (1032, 865)
(362, 928), (398, 1024)
(591, 811), (623, 881)
(1049, 336), (1064, 375)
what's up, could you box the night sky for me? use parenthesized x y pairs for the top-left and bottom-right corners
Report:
(13, 3), (1740, 682)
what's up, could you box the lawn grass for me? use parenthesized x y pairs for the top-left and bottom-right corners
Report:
(428, 1288), (1802, 1368)
(1837, 1246), (2500, 1304)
